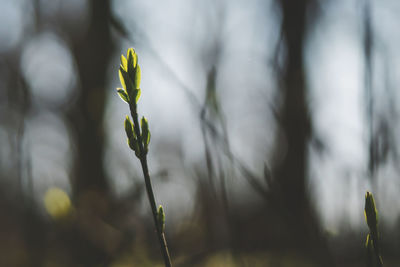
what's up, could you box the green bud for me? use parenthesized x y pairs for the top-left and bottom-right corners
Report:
(141, 116), (151, 153)
(157, 205), (165, 233)
(127, 48), (137, 69)
(125, 116), (140, 157)
(364, 191), (378, 231)
(126, 136), (139, 157)
(126, 48), (141, 89)
(127, 48), (136, 79)
(124, 116), (134, 140)
(364, 191), (384, 267)
(118, 49), (141, 105)
(128, 137), (140, 157)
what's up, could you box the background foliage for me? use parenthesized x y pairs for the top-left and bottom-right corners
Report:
(0, 0), (400, 266)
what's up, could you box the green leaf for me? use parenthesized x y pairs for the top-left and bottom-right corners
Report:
(133, 51), (138, 68)
(119, 66), (135, 96)
(117, 88), (129, 103)
(128, 88), (141, 105)
(120, 55), (127, 71)
(157, 205), (165, 233)
(141, 116), (150, 153)
(119, 69), (126, 92)
(127, 48), (135, 79)
(135, 89), (141, 104)
(134, 64), (141, 89)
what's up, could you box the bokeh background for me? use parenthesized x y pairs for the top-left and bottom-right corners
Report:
(1, 0), (400, 266)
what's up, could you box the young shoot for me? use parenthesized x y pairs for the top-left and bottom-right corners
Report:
(117, 48), (172, 267)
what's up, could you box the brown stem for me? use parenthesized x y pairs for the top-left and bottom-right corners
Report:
(129, 104), (172, 267)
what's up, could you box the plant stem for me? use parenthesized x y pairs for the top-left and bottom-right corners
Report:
(372, 235), (383, 267)
(129, 105), (172, 267)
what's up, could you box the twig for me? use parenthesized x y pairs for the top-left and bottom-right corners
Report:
(117, 48), (172, 267)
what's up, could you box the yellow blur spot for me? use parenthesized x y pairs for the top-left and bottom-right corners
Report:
(44, 187), (71, 220)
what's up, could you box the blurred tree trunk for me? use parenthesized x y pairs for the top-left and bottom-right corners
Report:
(275, 0), (311, 230)
(272, 0), (333, 264)
(68, 0), (114, 197)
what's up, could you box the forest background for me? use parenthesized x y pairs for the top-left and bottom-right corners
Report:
(0, 0), (399, 266)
